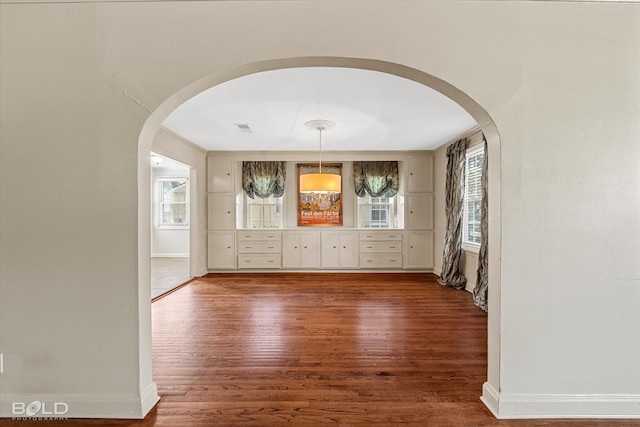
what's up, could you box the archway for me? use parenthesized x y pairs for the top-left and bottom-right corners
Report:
(138, 56), (501, 415)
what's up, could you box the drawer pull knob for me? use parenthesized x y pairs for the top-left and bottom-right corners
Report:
(366, 246), (373, 249)
(389, 246), (396, 249)
(294, 246), (298, 249)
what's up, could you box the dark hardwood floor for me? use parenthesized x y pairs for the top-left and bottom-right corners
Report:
(2, 273), (638, 426)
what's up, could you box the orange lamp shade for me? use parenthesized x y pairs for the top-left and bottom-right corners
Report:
(299, 173), (341, 194)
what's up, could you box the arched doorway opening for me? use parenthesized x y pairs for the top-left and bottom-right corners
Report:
(137, 56), (501, 414)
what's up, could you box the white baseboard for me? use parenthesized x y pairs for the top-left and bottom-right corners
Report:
(481, 382), (640, 419)
(1, 383), (159, 419)
(465, 280), (476, 293)
(432, 266), (442, 276)
(140, 382), (160, 417)
(480, 382), (500, 417)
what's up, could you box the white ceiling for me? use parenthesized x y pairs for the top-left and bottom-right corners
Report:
(161, 67), (477, 152)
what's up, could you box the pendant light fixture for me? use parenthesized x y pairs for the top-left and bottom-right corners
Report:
(300, 119), (341, 194)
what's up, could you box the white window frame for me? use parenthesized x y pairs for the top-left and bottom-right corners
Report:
(462, 145), (484, 252)
(157, 177), (189, 229)
(357, 195), (398, 229)
(245, 194), (284, 229)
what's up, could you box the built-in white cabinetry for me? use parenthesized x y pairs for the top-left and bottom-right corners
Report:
(207, 156), (236, 268)
(321, 231), (359, 269)
(207, 231), (235, 269)
(404, 231), (434, 269)
(282, 232), (301, 269)
(237, 231), (282, 269)
(207, 156), (234, 193)
(406, 156), (433, 193)
(282, 231), (321, 269)
(207, 194), (235, 231)
(359, 231), (403, 269)
(405, 194), (433, 230)
(404, 155), (434, 270)
(205, 153), (435, 272)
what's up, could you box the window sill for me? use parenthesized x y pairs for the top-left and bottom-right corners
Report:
(462, 243), (481, 254)
(157, 225), (189, 230)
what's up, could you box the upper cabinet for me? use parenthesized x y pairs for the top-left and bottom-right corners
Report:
(405, 156), (433, 193)
(406, 194), (433, 230)
(207, 156), (234, 193)
(207, 194), (235, 230)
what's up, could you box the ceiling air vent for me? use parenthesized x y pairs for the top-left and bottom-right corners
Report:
(234, 123), (252, 133)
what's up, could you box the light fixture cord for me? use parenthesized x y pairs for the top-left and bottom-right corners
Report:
(318, 127), (323, 174)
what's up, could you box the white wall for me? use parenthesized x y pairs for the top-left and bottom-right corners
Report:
(1, 1), (638, 420)
(153, 128), (207, 275)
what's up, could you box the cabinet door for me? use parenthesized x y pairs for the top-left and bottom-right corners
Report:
(404, 231), (434, 269)
(207, 194), (234, 230)
(338, 231), (359, 268)
(321, 232), (340, 268)
(207, 156), (234, 193)
(406, 156), (433, 193)
(406, 194), (433, 230)
(300, 232), (320, 268)
(282, 232), (301, 268)
(207, 232), (235, 269)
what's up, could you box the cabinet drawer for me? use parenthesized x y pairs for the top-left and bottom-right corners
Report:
(360, 232), (403, 241)
(237, 242), (281, 254)
(238, 254), (281, 269)
(359, 254), (402, 269)
(359, 241), (402, 253)
(237, 231), (282, 241)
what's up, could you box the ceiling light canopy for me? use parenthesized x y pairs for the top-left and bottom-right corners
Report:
(150, 155), (164, 166)
(299, 119), (341, 194)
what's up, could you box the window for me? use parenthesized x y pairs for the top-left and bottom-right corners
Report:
(159, 178), (188, 226)
(357, 196), (396, 228)
(463, 147), (485, 247)
(246, 195), (283, 228)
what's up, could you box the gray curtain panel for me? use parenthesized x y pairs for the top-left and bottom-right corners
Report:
(241, 161), (287, 199)
(438, 138), (468, 290)
(353, 161), (399, 197)
(473, 138), (488, 312)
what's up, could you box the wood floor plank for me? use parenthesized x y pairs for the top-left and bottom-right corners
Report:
(2, 273), (638, 426)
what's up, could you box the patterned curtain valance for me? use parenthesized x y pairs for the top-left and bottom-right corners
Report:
(353, 161), (399, 198)
(242, 161), (287, 199)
